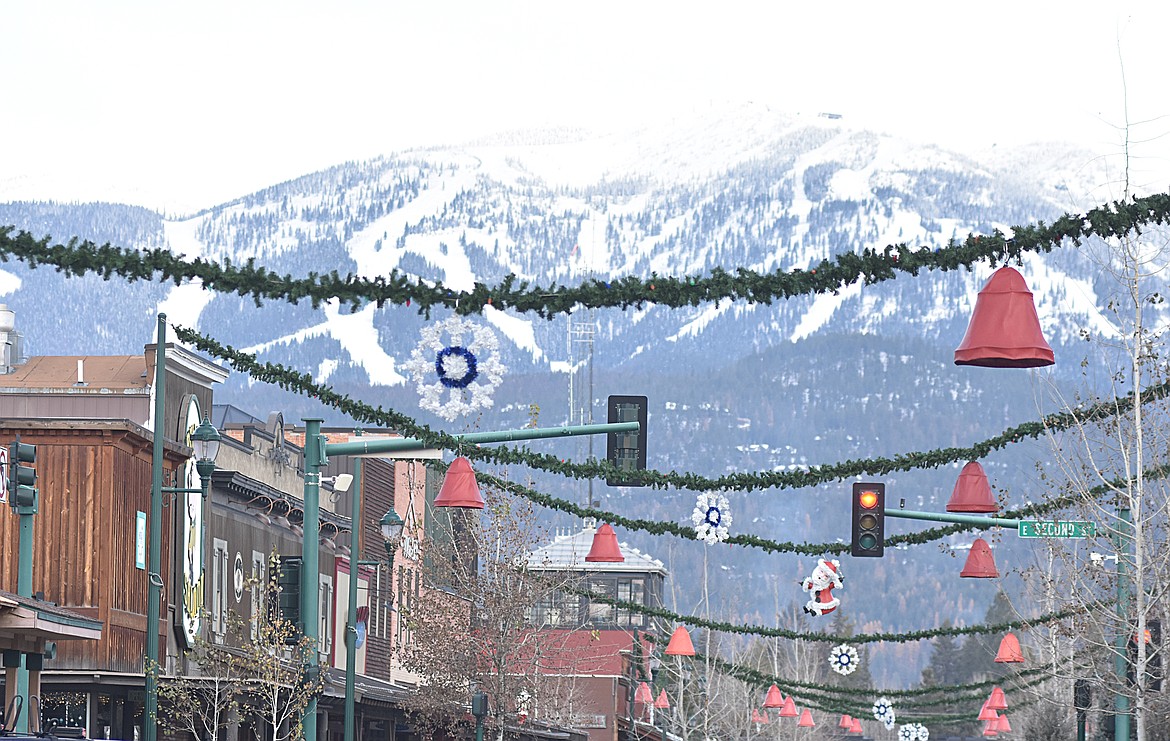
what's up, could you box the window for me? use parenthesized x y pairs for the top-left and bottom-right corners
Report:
(250, 550), (266, 640)
(211, 539), (229, 640)
(396, 566), (419, 648)
(616, 578), (645, 627)
(530, 590), (581, 627)
(318, 574), (334, 658)
(587, 580), (614, 624)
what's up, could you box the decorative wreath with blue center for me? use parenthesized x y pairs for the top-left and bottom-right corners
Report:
(898, 723), (928, 741)
(691, 491), (732, 545)
(401, 317), (506, 422)
(872, 697), (895, 726)
(829, 644), (859, 675)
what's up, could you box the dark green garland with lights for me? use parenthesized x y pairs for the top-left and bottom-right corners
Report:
(562, 581), (1090, 644)
(173, 324), (1170, 494)
(699, 651), (1047, 720)
(173, 324), (1170, 555)
(3, 192), (1170, 316)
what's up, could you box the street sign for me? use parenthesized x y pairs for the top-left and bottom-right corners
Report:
(1018, 520), (1096, 538)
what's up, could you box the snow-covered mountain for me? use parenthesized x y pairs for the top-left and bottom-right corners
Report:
(0, 105), (1152, 686)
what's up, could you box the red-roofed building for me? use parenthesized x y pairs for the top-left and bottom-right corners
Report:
(526, 521), (671, 741)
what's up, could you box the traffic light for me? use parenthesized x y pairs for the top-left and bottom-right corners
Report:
(8, 440), (37, 511)
(1127, 619), (1163, 691)
(606, 395), (648, 486)
(850, 482), (885, 557)
(276, 555), (302, 644)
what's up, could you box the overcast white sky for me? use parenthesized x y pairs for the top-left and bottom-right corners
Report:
(3, 1), (1168, 214)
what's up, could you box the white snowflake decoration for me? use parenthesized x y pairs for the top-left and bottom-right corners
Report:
(898, 727), (915, 741)
(829, 644), (859, 675)
(884, 714), (897, 731)
(401, 317), (506, 422)
(872, 697), (895, 724)
(692, 491), (732, 544)
(909, 723), (929, 740)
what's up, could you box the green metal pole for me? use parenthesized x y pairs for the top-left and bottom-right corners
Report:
(323, 421), (640, 458)
(14, 508), (33, 733)
(144, 314), (167, 741)
(1115, 505), (1132, 741)
(302, 418), (323, 741)
(343, 432), (362, 741)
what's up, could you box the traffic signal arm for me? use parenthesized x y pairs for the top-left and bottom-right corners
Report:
(883, 508), (1022, 529)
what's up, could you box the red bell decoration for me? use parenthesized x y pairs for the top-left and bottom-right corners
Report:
(763, 684), (784, 708)
(960, 538), (1000, 578)
(779, 696), (797, 718)
(982, 717), (999, 736)
(664, 626), (696, 656)
(838, 714), (852, 729)
(977, 700), (997, 722)
(946, 461), (999, 513)
(585, 523), (625, 562)
(954, 266), (1054, 368)
(987, 686), (1008, 711)
(433, 456), (484, 508)
(751, 709), (763, 724)
(848, 717), (863, 735)
(755, 708), (769, 724)
(634, 681), (652, 704)
(996, 713), (1012, 733)
(994, 633), (1025, 663)
(797, 709), (815, 728)
(654, 690), (670, 710)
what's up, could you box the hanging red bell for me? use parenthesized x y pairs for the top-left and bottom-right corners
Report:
(664, 626), (696, 656)
(848, 718), (863, 735)
(634, 681), (652, 704)
(433, 456), (484, 508)
(654, 690), (670, 710)
(797, 709), (815, 728)
(982, 717), (999, 737)
(960, 538), (1000, 578)
(946, 461), (999, 513)
(584, 523), (625, 562)
(955, 266), (1054, 368)
(838, 714), (852, 729)
(977, 699), (997, 722)
(763, 684), (783, 708)
(754, 708), (769, 724)
(996, 713), (1012, 733)
(994, 633), (1025, 663)
(987, 686), (1008, 711)
(779, 696), (798, 718)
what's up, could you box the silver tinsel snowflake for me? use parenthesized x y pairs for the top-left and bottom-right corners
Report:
(692, 491), (732, 544)
(400, 317), (506, 422)
(829, 644), (859, 675)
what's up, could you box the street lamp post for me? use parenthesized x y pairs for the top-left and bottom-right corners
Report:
(145, 315), (220, 741)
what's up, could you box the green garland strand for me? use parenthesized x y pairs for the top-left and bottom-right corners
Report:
(3, 193), (1170, 316)
(563, 582), (1088, 644)
(172, 325), (1170, 555)
(693, 650), (1044, 723)
(172, 325), (1170, 495)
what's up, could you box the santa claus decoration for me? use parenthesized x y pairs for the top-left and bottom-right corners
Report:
(801, 558), (843, 616)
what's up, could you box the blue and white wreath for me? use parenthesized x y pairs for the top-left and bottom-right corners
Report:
(899, 723), (928, 741)
(872, 697), (895, 725)
(401, 317), (506, 422)
(829, 644), (859, 676)
(692, 491), (732, 545)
